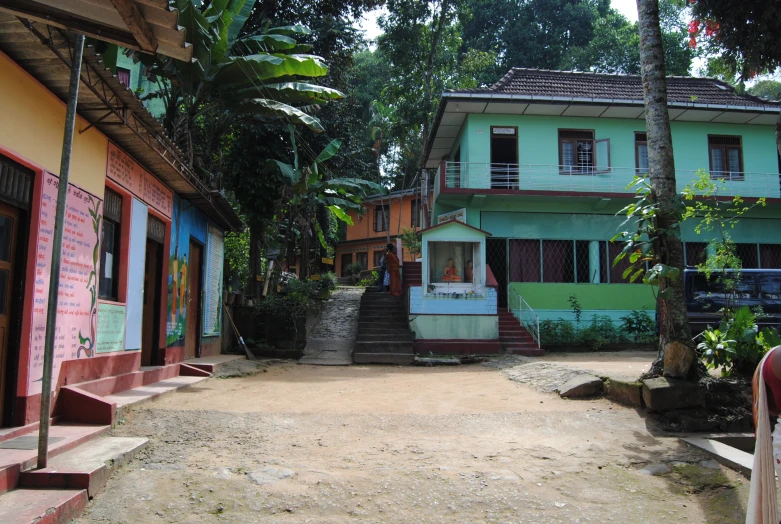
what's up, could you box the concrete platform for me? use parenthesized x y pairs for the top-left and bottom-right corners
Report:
(683, 437), (753, 478)
(0, 424), (109, 494)
(0, 487), (87, 524)
(104, 376), (208, 414)
(21, 436), (148, 497)
(184, 355), (245, 373)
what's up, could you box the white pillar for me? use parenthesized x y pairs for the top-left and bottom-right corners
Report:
(589, 241), (601, 283)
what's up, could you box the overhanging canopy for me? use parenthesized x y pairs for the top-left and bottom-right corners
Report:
(0, 0), (192, 61)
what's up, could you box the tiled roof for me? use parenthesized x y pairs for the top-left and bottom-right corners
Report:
(450, 68), (778, 108)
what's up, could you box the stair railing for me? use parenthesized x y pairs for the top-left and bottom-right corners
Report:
(508, 285), (541, 349)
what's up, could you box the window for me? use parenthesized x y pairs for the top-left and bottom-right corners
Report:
(99, 187), (123, 300)
(428, 241), (481, 288)
(410, 200), (420, 228)
(373, 250), (384, 268)
(116, 67), (131, 87)
(559, 130), (609, 174)
(708, 135), (743, 180)
(760, 244), (781, 269)
(374, 204), (389, 232)
(635, 132), (648, 174)
(736, 243), (759, 269)
(356, 252), (368, 270)
(684, 242), (708, 267)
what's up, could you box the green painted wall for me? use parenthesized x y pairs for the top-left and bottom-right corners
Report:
(511, 282), (656, 310)
(116, 53), (142, 92)
(462, 113), (778, 174)
(479, 211), (781, 244)
(409, 315), (498, 339)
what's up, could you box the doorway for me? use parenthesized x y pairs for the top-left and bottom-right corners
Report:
(141, 238), (163, 366)
(490, 127), (518, 189)
(340, 253), (352, 277)
(486, 238), (507, 308)
(0, 203), (19, 424)
(184, 240), (203, 360)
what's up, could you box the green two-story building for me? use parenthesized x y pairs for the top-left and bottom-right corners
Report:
(420, 68), (781, 342)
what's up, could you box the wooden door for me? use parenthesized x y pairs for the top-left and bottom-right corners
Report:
(141, 239), (162, 366)
(0, 203), (19, 424)
(184, 241), (202, 359)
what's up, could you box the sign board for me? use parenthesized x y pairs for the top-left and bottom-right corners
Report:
(107, 142), (173, 218)
(310, 274), (321, 281)
(492, 127), (516, 135)
(95, 302), (126, 353)
(321, 257), (334, 265)
(27, 173), (103, 395)
(202, 225), (224, 337)
(437, 208), (467, 224)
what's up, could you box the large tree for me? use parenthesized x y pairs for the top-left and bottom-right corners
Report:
(635, 0), (693, 374)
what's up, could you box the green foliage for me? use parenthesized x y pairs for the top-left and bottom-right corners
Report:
(400, 227), (422, 260)
(358, 271), (378, 287)
(345, 262), (364, 276)
(748, 80), (781, 101)
(698, 306), (775, 377)
(620, 309), (657, 343)
(568, 294), (583, 324)
(224, 230), (250, 292)
(318, 271), (338, 292)
(560, 0), (695, 76)
(539, 310), (655, 350)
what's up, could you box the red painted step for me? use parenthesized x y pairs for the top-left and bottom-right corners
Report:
(497, 309), (543, 356)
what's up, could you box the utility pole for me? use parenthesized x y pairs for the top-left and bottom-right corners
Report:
(37, 33), (85, 469)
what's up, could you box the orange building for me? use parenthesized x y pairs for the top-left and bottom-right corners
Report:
(335, 189), (422, 276)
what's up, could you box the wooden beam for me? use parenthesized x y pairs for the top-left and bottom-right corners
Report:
(107, 0), (157, 52)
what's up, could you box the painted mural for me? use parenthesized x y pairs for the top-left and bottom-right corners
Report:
(28, 173), (102, 395)
(166, 195), (207, 347)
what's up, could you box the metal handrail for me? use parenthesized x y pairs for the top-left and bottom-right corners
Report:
(508, 285), (541, 349)
(442, 162), (781, 198)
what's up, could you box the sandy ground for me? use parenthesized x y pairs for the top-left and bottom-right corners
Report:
(77, 361), (750, 524)
(541, 351), (656, 380)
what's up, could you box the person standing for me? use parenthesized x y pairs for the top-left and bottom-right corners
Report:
(747, 345), (781, 523)
(377, 249), (387, 293)
(386, 244), (402, 297)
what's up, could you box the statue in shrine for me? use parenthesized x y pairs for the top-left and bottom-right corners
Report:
(442, 258), (462, 282)
(465, 260), (473, 283)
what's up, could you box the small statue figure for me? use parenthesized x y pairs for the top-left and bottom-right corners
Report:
(442, 258), (462, 282)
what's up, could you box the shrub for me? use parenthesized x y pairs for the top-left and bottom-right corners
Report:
(345, 262), (364, 276)
(620, 309), (656, 343)
(318, 271), (337, 292)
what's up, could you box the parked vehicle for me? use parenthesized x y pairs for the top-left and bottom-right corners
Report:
(685, 268), (781, 334)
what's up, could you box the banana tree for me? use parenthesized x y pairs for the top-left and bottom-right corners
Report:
(267, 125), (385, 278)
(129, 0), (343, 171)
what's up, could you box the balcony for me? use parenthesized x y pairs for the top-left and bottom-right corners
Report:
(440, 162), (781, 199)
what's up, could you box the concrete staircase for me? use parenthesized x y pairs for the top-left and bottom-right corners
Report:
(402, 261), (421, 289)
(353, 288), (415, 365)
(498, 309), (544, 356)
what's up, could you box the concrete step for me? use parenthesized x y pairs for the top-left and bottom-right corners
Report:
(183, 355), (245, 373)
(20, 437), (147, 498)
(354, 341), (415, 354)
(353, 353), (416, 365)
(505, 348), (545, 356)
(357, 321), (410, 329)
(357, 333), (414, 342)
(0, 487), (87, 524)
(0, 424), (110, 494)
(357, 329), (414, 336)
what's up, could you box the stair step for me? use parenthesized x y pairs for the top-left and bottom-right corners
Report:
(355, 341), (414, 354)
(357, 334), (414, 342)
(0, 488), (87, 524)
(20, 437), (147, 498)
(353, 353), (415, 365)
(505, 348), (545, 356)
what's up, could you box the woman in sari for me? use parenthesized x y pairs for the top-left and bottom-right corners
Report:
(747, 344), (781, 524)
(386, 244), (402, 297)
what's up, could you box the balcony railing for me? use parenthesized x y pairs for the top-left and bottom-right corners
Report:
(442, 162), (781, 198)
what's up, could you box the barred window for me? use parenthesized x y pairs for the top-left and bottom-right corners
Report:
(735, 243), (759, 268)
(410, 199), (420, 228)
(685, 242), (708, 267)
(509, 239), (627, 284)
(635, 132), (648, 174)
(760, 244), (781, 269)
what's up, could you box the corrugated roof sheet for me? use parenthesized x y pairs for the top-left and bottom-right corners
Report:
(451, 68), (778, 108)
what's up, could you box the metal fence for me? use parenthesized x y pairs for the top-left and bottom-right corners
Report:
(442, 162), (781, 198)
(508, 284), (540, 349)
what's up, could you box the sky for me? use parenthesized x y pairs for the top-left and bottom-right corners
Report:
(357, 0), (639, 41)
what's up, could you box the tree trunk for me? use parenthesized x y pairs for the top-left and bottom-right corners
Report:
(636, 0), (692, 373)
(776, 108), (781, 158)
(249, 219), (261, 298)
(420, 0), (450, 165)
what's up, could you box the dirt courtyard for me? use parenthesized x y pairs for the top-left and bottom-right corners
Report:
(77, 362), (750, 523)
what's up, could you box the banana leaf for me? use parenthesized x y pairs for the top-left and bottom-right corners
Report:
(216, 54), (329, 84)
(230, 82), (344, 104)
(228, 99), (325, 132)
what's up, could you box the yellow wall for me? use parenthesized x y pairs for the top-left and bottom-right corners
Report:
(0, 52), (107, 196)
